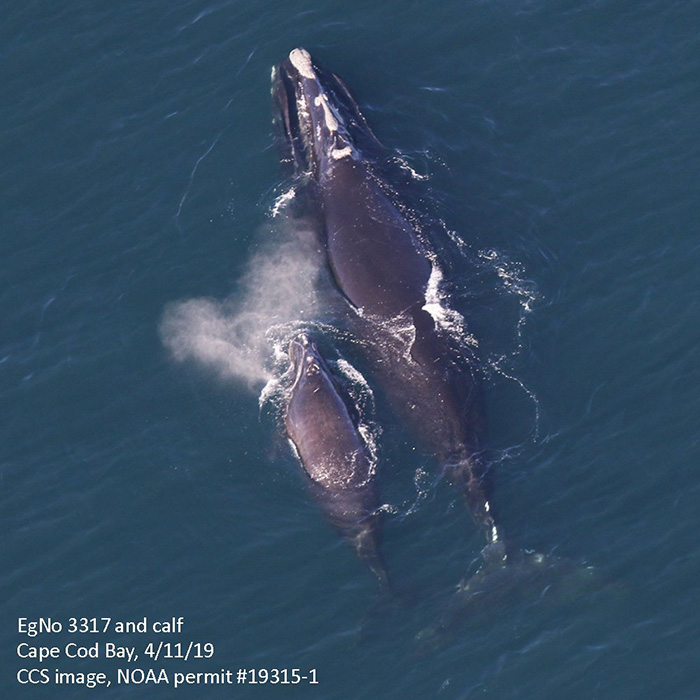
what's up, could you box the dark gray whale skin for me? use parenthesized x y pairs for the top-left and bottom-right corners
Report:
(284, 333), (388, 587)
(273, 49), (503, 554)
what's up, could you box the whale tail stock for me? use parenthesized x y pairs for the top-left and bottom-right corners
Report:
(412, 456), (601, 652)
(415, 539), (601, 652)
(352, 525), (393, 594)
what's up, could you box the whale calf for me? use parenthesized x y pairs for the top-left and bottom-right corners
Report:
(284, 333), (388, 587)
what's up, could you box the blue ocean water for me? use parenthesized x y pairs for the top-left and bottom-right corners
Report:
(2, 1), (699, 698)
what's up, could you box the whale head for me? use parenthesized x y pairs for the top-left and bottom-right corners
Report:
(272, 48), (380, 178)
(288, 332), (325, 387)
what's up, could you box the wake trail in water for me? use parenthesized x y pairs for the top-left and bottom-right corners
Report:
(475, 247), (542, 439)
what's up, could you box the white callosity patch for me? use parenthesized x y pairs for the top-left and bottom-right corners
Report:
(289, 48), (316, 80)
(313, 93), (339, 133)
(330, 145), (353, 160)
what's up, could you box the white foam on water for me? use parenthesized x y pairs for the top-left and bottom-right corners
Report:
(478, 248), (538, 344)
(391, 154), (430, 181)
(423, 257), (478, 350)
(334, 356), (381, 475)
(269, 185), (297, 218)
(475, 248), (542, 437)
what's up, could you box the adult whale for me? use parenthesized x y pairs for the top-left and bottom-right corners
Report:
(284, 333), (389, 588)
(273, 48), (504, 559)
(273, 49), (597, 648)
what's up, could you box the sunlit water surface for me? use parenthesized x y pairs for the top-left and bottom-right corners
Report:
(3, 1), (699, 698)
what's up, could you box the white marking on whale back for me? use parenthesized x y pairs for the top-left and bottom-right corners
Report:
(331, 145), (353, 160)
(313, 93), (339, 133)
(289, 48), (316, 79)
